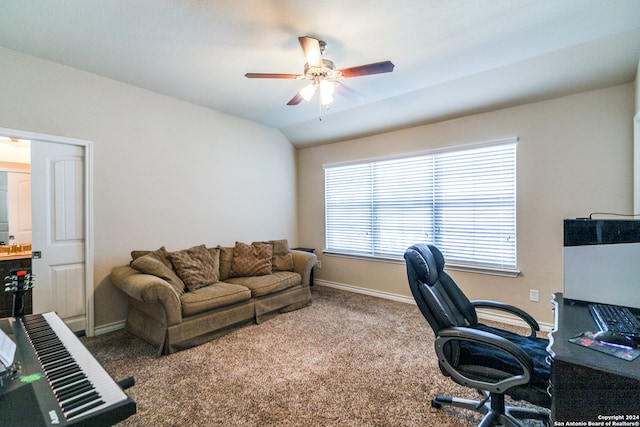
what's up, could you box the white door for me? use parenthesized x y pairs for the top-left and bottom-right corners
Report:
(31, 141), (86, 332)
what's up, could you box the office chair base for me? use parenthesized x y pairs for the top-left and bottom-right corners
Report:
(432, 394), (550, 427)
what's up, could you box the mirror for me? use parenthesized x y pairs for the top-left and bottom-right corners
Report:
(0, 171), (7, 244)
(0, 138), (31, 253)
(0, 169), (31, 249)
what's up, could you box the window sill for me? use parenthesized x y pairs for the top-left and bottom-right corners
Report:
(322, 250), (520, 278)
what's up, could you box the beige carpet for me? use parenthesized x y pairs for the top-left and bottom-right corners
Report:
(81, 286), (547, 426)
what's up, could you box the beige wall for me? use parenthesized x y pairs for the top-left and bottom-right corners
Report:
(0, 47), (298, 329)
(298, 84), (635, 325)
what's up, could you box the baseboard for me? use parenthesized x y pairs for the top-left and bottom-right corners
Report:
(93, 319), (126, 336)
(315, 279), (415, 304)
(314, 279), (554, 332)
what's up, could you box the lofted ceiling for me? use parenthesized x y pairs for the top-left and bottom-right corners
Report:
(1, 0), (639, 147)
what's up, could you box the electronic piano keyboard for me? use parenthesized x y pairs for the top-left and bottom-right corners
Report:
(0, 312), (136, 426)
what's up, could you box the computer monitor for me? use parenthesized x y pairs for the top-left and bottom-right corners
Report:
(563, 219), (640, 309)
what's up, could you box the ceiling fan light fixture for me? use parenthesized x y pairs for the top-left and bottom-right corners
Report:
(319, 80), (335, 105)
(320, 93), (334, 105)
(300, 84), (316, 102)
(319, 79), (335, 95)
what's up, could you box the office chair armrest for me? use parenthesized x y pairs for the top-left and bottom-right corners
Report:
(471, 300), (540, 338)
(435, 326), (534, 395)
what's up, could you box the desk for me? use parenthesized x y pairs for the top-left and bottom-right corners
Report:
(548, 293), (640, 423)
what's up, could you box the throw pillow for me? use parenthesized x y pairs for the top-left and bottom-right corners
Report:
(218, 246), (234, 281)
(131, 251), (186, 296)
(169, 244), (219, 292)
(229, 241), (273, 277)
(130, 246), (173, 269)
(206, 246), (221, 279)
(254, 239), (294, 272)
(130, 250), (151, 261)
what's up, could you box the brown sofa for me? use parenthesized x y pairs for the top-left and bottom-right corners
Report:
(110, 240), (317, 355)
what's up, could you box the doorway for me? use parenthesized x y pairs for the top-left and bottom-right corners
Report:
(0, 127), (94, 336)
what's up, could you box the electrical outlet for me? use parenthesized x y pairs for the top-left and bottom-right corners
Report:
(529, 289), (539, 302)
(316, 260), (322, 269)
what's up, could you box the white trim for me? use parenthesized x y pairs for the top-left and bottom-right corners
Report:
(314, 279), (553, 332)
(322, 136), (518, 169)
(322, 251), (521, 278)
(93, 319), (126, 336)
(316, 279), (415, 304)
(0, 127), (95, 337)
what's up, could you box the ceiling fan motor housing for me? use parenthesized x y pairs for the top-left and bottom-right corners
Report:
(304, 59), (342, 80)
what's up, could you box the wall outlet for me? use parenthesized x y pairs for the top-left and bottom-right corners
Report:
(529, 289), (539, 302)
(316, 260), (322, 269)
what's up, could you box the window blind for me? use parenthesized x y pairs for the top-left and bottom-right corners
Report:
(324, 139), (517, 272)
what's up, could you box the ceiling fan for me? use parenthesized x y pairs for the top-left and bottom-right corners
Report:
(245, 36), (394, 108)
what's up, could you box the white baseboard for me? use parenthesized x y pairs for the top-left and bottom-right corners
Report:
(315, 279), (415, 304)
(314, 279), (553, 332)
(93, 319), (126, 336)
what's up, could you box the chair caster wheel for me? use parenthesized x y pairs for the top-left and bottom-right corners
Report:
(431, 400), (442, 409)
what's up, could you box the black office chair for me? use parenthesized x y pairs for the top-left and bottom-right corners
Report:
(404, 244), (551, 427)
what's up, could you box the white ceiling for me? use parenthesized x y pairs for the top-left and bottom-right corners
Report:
(1, 0), (639, 147)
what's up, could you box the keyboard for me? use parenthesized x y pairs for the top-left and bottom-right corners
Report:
(0, 312), (136, 426)
(588, 303), (640, 337)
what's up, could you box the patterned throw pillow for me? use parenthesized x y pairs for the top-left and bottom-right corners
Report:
(169, 244), (219, 292)
(229, 242), (273, 277)
(254, 239), (294, 272)
(130, 251), (186, 296)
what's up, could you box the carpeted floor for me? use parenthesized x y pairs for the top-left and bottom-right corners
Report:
(81, 286), (548, 426)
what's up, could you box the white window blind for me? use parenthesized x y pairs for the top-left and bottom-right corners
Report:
(324, 139), (517, 272)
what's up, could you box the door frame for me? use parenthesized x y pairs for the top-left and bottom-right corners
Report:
(0, 127), (94, 336)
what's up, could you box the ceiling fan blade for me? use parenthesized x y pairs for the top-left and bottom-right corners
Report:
(298, 36), (323, 68)
(340, 61), (395, 78)
(245, 73), (302, 79)
(335, 82), (365, 103)
(287, 92), (304, 106)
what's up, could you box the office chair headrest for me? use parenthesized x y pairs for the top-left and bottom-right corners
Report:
(405, 244), (445, 285)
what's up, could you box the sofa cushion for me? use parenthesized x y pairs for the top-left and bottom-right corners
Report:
(229, 242), (272, 277)
(130, 251), (186, 296)
(170, 244), (219, 292)
(255, 239), (294, 272)
(180, 282), (251, 317)
(225, 271), (300, 298)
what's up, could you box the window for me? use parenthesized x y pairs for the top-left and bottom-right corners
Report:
(324, 139), (517, 274)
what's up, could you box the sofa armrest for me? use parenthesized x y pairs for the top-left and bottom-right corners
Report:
(110, 266), (183, 325)
(290, 250), (318, 287)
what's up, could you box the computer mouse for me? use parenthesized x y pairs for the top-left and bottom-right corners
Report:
(593, 330), (635, 347)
